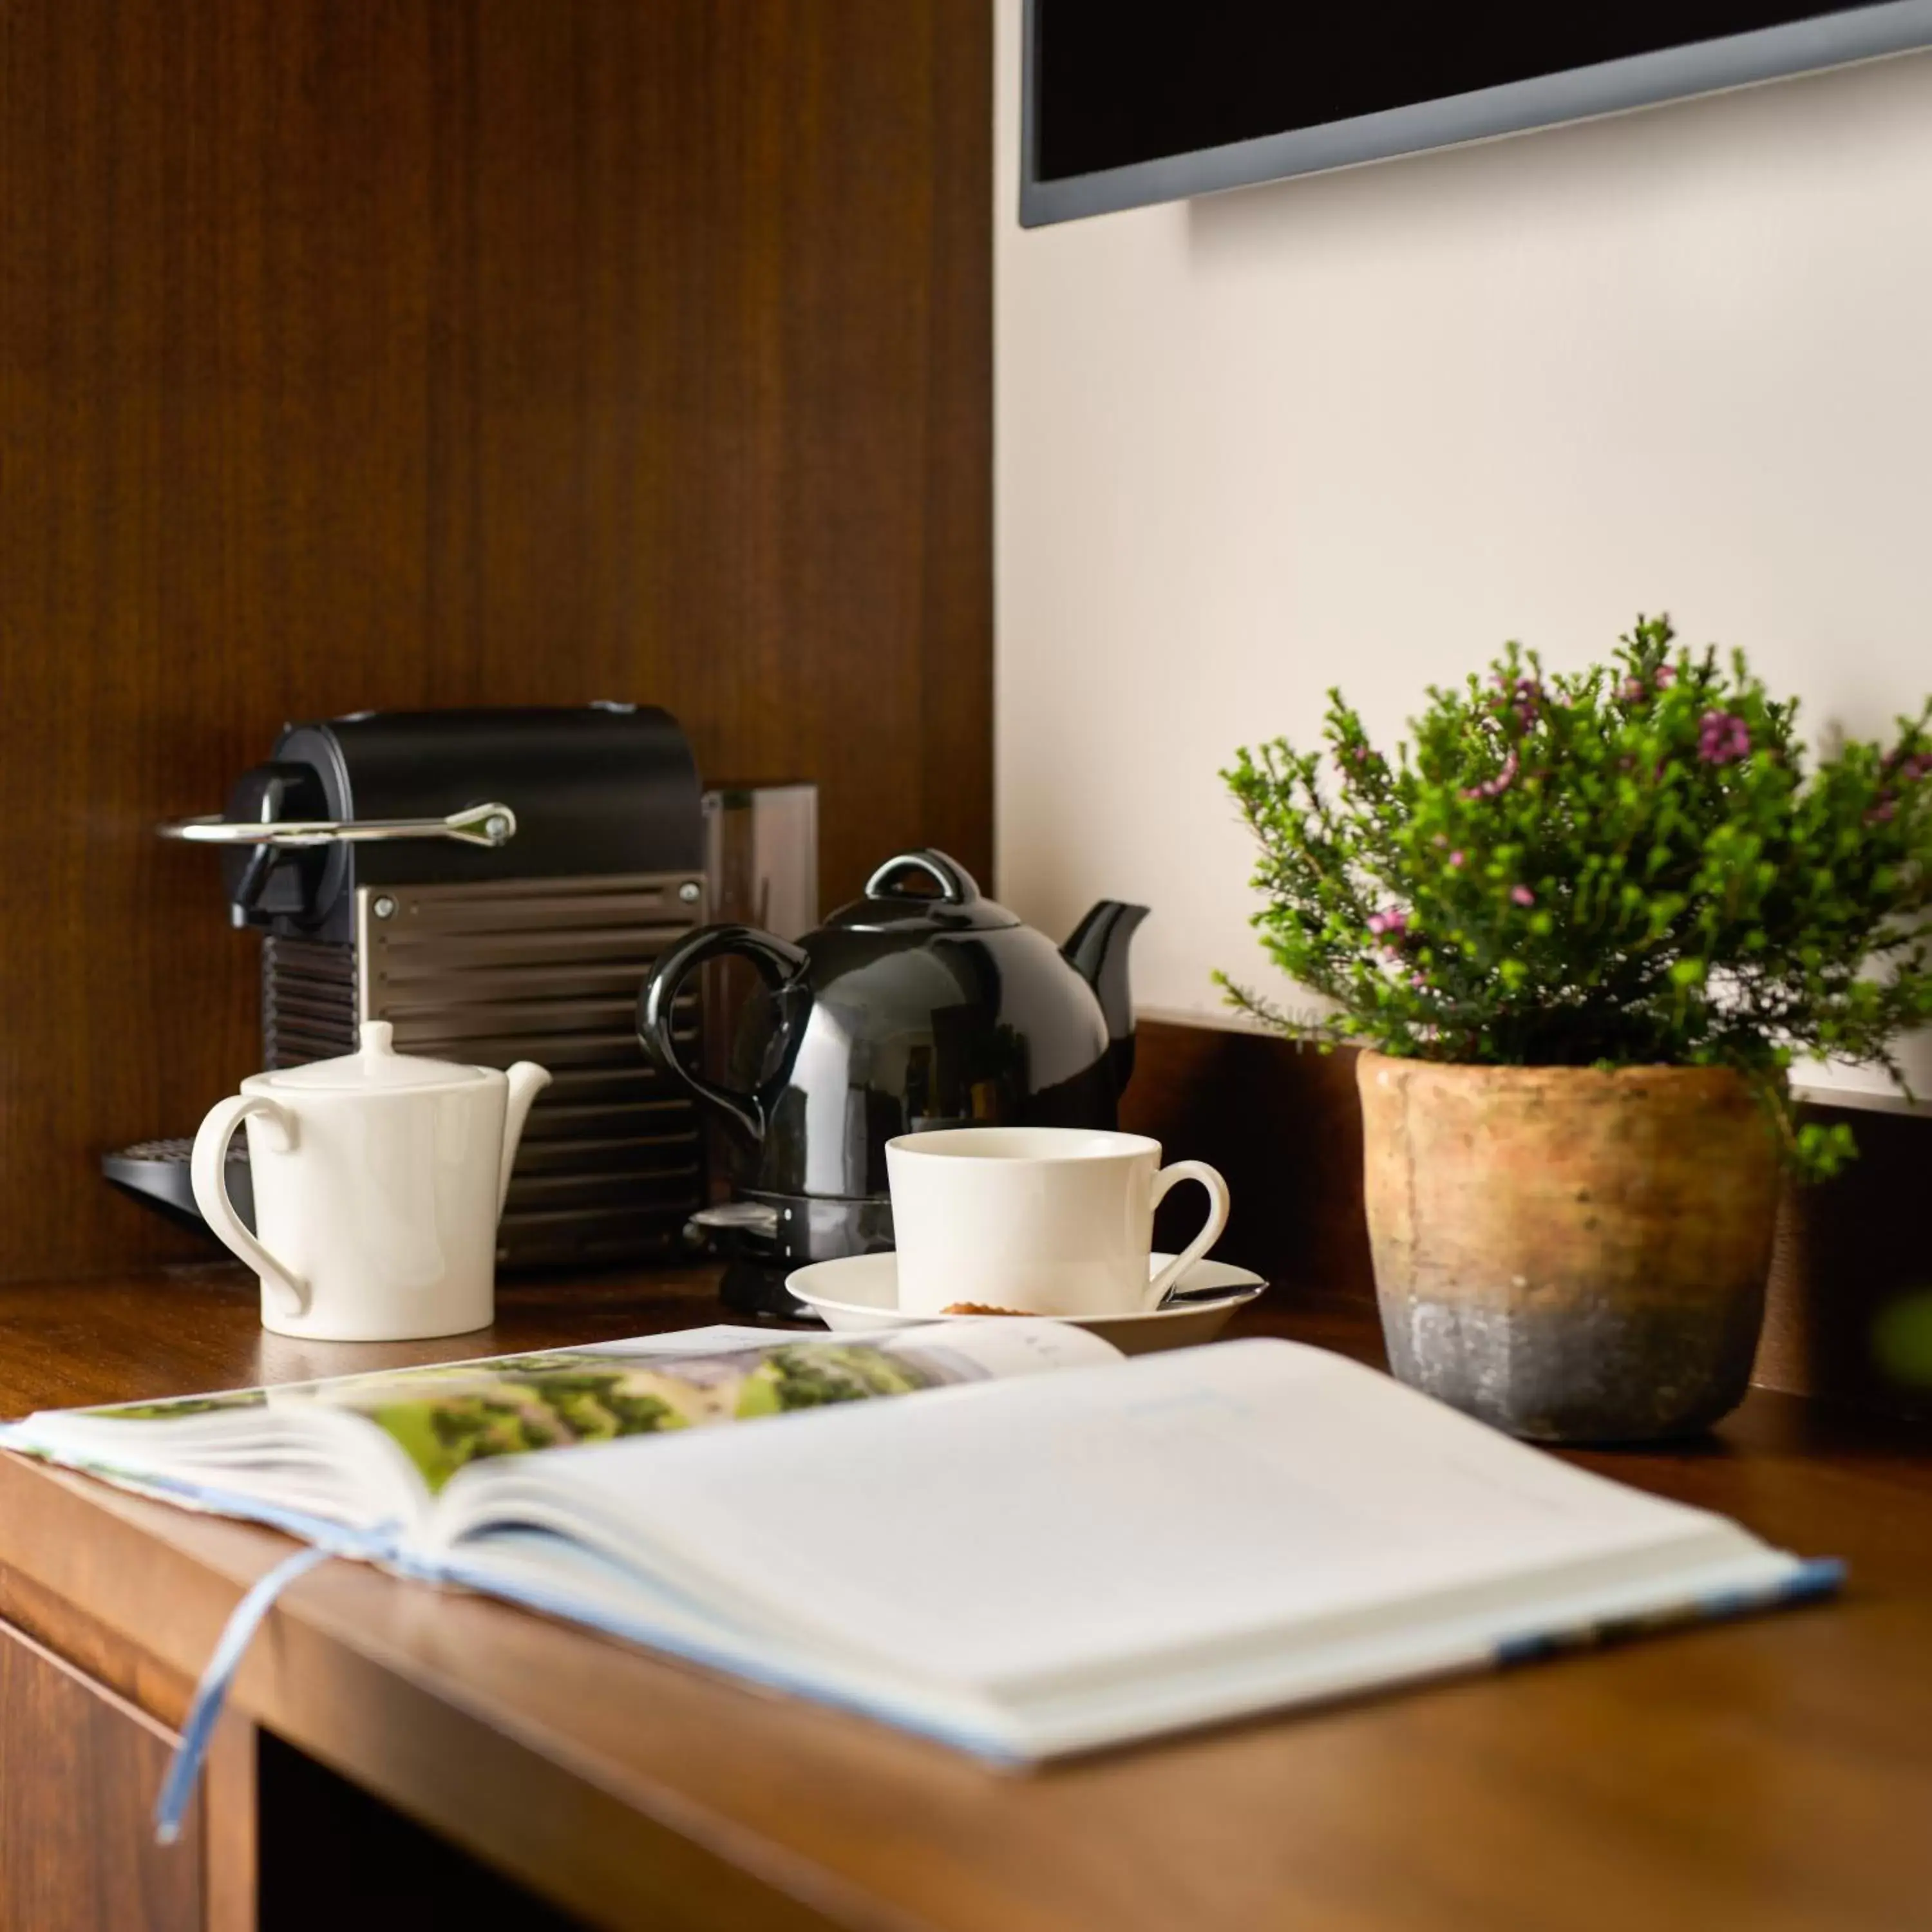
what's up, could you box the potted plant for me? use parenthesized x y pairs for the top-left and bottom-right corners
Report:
(1222, 616), (1932, 1441)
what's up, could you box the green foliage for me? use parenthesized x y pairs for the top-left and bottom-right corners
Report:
(1220, 616), (1932, 1178)
(1872, 1287), (1932, 1388)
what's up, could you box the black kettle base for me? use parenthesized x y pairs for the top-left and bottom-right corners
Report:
(692, 1190), (898, 1323)
(717, 1258), (816, 1324)
(738, 1188), (896, 1267)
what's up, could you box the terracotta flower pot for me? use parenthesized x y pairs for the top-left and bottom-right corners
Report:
(1356, 1052), (1781, 1443)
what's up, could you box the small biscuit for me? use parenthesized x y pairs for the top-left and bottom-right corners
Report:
(940, 1301), (1031, 1318)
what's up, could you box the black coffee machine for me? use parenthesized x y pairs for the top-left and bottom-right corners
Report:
(638, 848), (1146, 1313)
(120, 706), (722, 1269)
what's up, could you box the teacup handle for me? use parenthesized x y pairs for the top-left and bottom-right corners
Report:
(1146, 1160), (1232, 1305)
(190, 1095), (308, 1322)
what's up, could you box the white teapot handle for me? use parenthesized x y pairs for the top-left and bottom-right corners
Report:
(191, 1095), (308, 1321)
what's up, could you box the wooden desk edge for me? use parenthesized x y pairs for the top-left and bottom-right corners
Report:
(0, 1451), (907, 1932)
(8, 1269), (1932, 1932)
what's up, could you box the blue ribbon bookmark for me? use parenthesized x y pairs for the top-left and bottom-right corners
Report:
(153, 1542), (334, 1844)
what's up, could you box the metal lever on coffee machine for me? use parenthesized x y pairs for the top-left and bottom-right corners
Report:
(158, 801), (518, 849)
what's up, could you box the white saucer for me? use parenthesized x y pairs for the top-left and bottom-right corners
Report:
(786, 1253), (1267, 1357)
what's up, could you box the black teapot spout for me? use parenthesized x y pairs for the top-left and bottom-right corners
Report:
(1061, 901), (1149, 1097)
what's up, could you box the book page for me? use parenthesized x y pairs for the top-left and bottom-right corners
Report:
(444, 1337), (1767, 1692)
(4, 1320), (1116, 1506)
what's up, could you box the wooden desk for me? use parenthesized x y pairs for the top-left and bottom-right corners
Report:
(3, 1265), (1931, 1931)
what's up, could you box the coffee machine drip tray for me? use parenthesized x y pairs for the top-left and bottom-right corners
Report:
(102, 1138), (255, 1238)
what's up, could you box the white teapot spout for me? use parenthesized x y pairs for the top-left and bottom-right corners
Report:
(499, 1061), (553, 1215)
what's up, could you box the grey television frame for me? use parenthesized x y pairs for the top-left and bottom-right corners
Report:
(1019, 0), (1932, 227)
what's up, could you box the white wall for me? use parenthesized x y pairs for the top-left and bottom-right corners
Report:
(995, 0), (1932, 1070)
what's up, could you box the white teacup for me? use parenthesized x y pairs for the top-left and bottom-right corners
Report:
(885, 1126), (1231, 1318)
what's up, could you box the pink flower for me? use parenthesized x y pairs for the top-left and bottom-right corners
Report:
(1410, 972), (1429, 991)
(1367, 907), (1409, 946)
(1448, 849), (1465, 868)
(1461, 747), (1519, 800)
(1492, 673), (1541, 727)
(1654, 664), (1677, 689)
(1623, 676), (1646, 701)
(1510, 885), (1535, 907)
(1698, 710), (1750, 765)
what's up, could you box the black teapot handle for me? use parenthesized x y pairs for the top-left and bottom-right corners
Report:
(863, 849), (981, 904)
(637, 924), (809, 1144)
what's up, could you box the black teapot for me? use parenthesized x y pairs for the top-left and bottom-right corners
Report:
(638, 849), (1146, 1263)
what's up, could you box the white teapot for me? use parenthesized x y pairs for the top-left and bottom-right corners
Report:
(190, 1023), (551, 1341)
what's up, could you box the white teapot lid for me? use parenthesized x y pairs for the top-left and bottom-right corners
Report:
(250, 1022), (493, 1093)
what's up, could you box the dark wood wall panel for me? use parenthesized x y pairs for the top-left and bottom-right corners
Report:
(1121, 1020), (1375, 1303)
(0, 0), (990, 1284)
(1759, 1102), (1932, 1419)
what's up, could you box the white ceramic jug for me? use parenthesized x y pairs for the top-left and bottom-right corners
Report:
(190, 1023), (551, 1340)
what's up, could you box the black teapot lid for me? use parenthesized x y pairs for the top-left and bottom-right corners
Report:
(824, 850), (1021, 934)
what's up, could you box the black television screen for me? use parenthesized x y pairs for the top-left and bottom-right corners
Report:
(1021, 0), (1932, 225)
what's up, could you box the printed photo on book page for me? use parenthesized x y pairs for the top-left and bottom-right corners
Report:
(53, 1322), (1113, 1493)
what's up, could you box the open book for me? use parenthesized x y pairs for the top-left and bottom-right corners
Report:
(1, 1323), (1836, 1766)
